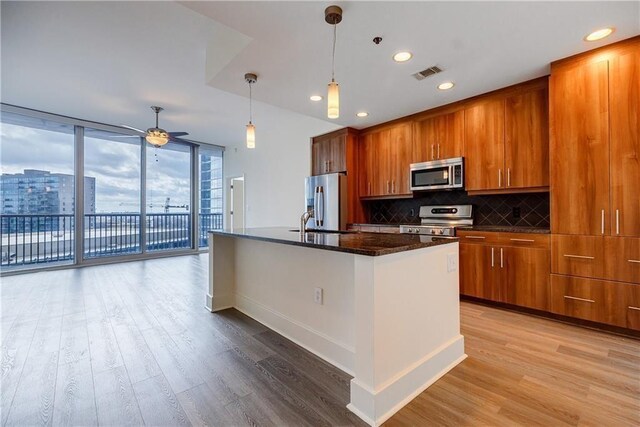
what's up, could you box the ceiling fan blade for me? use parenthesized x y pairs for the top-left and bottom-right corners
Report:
(168, 131), (189, 137)
(120, 124), (147, 135)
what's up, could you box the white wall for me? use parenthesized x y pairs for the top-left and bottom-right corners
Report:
(223, 104), (339, 228)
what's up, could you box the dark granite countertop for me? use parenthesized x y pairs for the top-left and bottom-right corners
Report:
(457, 225), (550, 234)
(209, 227), (457, 256)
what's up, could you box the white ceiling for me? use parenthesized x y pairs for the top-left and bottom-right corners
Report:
(186, 1), (640, 128)
(2, 1), (639, 146)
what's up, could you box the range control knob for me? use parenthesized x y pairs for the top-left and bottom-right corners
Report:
(438, 229), (445, 235)
(430, 229), (436, 235)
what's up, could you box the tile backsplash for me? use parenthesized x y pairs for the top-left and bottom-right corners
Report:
(364, 191), (550, 228)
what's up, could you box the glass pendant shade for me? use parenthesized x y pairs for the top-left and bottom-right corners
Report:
(327, 79), (340, 119)
(246, 122), (256, 149)
(145, 128), (169, 147)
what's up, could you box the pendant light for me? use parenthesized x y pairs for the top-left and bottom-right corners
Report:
(245, 73), (257, 149)
(325, 5), (342, 119)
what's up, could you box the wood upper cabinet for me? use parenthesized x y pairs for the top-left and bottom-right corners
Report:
(358, 122), (412, 198)
(550, 59), (610, 236)
(610, 46), (640, 237)
(311, 134), (346, 175)
(464, 99), (505, 191)
(505, 88), (549, 189)
(412, 110), (463, 163)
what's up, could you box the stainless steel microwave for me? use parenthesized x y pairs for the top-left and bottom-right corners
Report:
(410, 157), (464, 191)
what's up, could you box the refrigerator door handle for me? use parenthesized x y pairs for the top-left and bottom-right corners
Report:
(318, 186), (325, 226)
(314, 186), (319, 227)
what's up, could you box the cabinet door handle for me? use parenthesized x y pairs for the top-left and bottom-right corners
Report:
(498, 169), (502, 188)
(510, 238), (535, 243)
(507, 168), (511, 187)
(563, 254), (595, 260)
(601, 209), (605, 235)
(387, 181), (390, 194)
(392, 180), (395, 193)
(628, 259), (640, 264)
(629, 306), (640, 311)
(431, 144), (435, 160)
(564, 295), (595, 303)
(368, 182), (371, 196)
(491, 247), (495, 268)
(465, 236), (486, 239)
(616, 209), (620, 235)
(437, 144), (441, 159)
(500, 248), (504, 268)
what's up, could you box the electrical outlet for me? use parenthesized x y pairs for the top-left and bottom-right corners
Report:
(447, 253), (458, 272)
(314, 287), (323, 304)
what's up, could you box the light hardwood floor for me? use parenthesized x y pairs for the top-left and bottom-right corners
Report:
(1, 254), (638, 426)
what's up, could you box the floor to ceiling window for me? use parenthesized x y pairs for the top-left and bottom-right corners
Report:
(0, 111), (76, 268)
(1, 104), (224, 273)
(145, 142), (192, 251)
(199, 145), (224, 247)
(83, 128), (142, 258)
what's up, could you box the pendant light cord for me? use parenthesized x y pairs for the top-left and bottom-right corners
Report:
(249, 81), (253, 124)
(331, 22), (337, 80)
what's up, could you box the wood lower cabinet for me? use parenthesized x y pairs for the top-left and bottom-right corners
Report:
(412, 110), (464, 163)
(460, 232), (550, 311)
(627, 284), (640, 330)
(503, 247), (549, 310)
(550, 275), (629, 328)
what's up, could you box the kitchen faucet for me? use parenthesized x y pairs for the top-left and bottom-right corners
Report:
(300, 209), (314, 236)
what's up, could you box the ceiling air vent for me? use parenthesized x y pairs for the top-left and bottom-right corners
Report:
(413, 66), (443, 81)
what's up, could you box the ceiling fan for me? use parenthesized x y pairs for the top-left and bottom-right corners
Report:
(121, 106), (189, 147)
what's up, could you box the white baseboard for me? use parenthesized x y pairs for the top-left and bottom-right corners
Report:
(349, 335), (466, 426)
(208, 292), (235, 312)
(234, 292), (355, 375)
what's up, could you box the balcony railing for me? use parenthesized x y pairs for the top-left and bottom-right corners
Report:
(1, 212), (223, 268)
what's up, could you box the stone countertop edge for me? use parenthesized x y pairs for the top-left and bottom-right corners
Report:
(208, 228), (458, 257)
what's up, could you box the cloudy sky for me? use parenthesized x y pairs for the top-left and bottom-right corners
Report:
(1, 120), (192, 213)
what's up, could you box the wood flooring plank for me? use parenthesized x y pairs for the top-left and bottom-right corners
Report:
(132, 374), (190, 426)
(58, 312), (90, 366)
(52, 357), (97, 426)
(86, 316), (124, 374)
(176, 382), (237, 427)
(94, 366), (144, 426)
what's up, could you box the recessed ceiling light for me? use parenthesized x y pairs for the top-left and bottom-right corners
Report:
(438, 81), (455, 91)
(356, 112), (369, 118)
(310, 95), (323, 101)
(585, 27), (614, 42)
(393, 51), (413, 63)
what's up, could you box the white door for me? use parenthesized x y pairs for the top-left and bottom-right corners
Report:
(230, 177), (245, 229)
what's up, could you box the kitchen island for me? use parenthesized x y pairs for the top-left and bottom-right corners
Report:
(207, 228), (465, 426)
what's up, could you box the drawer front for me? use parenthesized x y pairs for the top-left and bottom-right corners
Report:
(551, 235), (605, 279)
(498, 232), (549, 249)
(359, 226), (380, 232)
(457, 230), (500, 245)
(605, 237), (640, 284)
(627, 284), (640, 331)
(550, 275), (627, 327)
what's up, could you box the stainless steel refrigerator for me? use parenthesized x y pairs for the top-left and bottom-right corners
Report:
(304, 173), (347, 231)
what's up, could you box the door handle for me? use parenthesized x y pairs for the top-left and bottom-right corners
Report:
(498, 169), (502, 188)
(563, 254), (595, 260)
(491, 247), (495, 268)
(318, 186), (324, 226)
(500, 248), (504, 269)
(601, 209), (605, 235)
(465, 235), (486, 240)
(507, 168), (511, 187)
(616, 209), (620, 235)
(629, 306), (640, 311)
(563, 295), (595, 303)
(510, 238), (534, 243)
(368, 182), (371, 196)
(314, 186), (319, 225)
(431, 144), (435, 160)
(392, 180), (395, 193)
(387, 180), (390, 194)
(437, 144), (440, 159)
(628, 259), (640, 264)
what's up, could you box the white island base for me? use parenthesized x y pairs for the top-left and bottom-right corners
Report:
(208, 232), (465, 426)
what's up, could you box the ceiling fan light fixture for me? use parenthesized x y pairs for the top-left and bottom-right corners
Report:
(145, 128), (169, 147)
